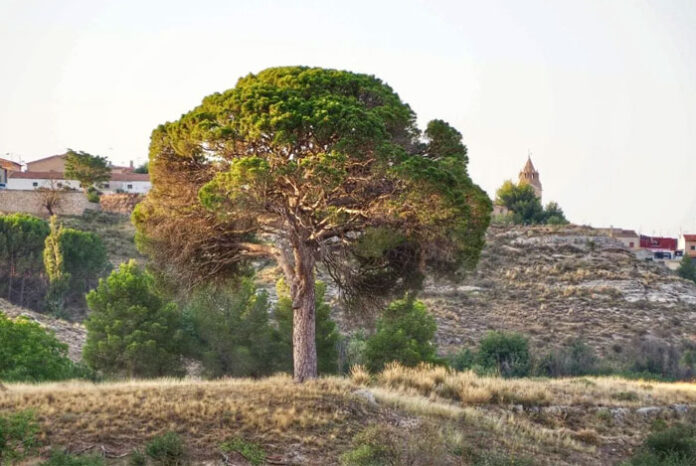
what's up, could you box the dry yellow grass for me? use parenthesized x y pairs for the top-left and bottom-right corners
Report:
(0, 375), (374, 463)
(3, 366), (696, 465)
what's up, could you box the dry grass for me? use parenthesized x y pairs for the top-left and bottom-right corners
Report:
(3, 366), (696, 464)
(0, 375), (374, 463)
(375, 362), (696, 407)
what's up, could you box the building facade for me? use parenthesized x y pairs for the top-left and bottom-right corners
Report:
(7, 171), (150, 194)
(0, 157), (22, 188)
(679, 234), (696, 258)
(599, 227), (640, 249)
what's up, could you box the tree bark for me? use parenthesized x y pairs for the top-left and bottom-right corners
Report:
(290, 241), (318, 383)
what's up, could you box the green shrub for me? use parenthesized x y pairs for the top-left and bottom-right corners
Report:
(83, 261), (185, 378)
(0, 410), (40, 462)
(477, 331), (530, 377)
(128, 450), (147, 466)
(146, 432), (187, 465)
(275, 280), (340, 374)
(42, 450), (105, 466)
(340, 425), (401, 466)
(342, 331), (368, 373)
(364, 295), (440, 372)
(86, 187), (100, 204)
(625, 423), (696, 465)
(448, 347), (476, 372)
(0, 312), (80, 382)
(221, 437), (266, 465)
(472, 452), (534, 466)
(677, 256), (696, 284)
(538, 339), (598, 377)
(184, 279), (280, 378)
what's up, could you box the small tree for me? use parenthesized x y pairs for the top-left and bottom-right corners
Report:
(43, 216), (70, 314)
(677, 256), (696, 284)
(275, 280), (340, 374)
(64, 149), (111, 192)
(83, 260), (184, 378)
(37, 179), (63, 216)
(0, 312), (77, 382)
(544, 201), (569, 225)
(495, 181), (569, 225)
(184, 279), (279, 377)
(364, 295), (440, 372)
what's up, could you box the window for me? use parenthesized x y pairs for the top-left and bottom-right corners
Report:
(32, 182), (38, 187)
(127, 184), (133, 189)
(629, 242), (634, 248)
(691, 245), (695, 251)
(57, 182), (63, 188)
(103, 183), (110, 188)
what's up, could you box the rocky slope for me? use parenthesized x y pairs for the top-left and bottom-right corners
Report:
(422, 225), (696, 356)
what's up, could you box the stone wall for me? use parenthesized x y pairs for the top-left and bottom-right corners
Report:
(100, 193), (144, 214)
(0, 190), (99, 217)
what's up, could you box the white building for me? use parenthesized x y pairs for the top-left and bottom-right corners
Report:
(7, 171), (151, 194)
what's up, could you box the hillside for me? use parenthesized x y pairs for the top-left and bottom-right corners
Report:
(421, 224), (696, 357)
(3, 365), (696, 464)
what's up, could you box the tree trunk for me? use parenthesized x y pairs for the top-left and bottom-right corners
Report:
(290, 241), (318, 383)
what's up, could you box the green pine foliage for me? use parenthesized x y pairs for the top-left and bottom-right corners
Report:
(0, 213), (49, 307)
(64, 149), (111, 192)
(0, 312), (78, 382)
(83, 260), (185, 378)
(184, 279), (280, 377)
(275, 280), (340, 374)
(476, 331), (531, 377)
(677, 256), (696, 284)
(364, 295), (440, 372)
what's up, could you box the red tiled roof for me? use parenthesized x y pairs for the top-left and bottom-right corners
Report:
(683, 235), (696, 242)
(9, 171), (150, 182)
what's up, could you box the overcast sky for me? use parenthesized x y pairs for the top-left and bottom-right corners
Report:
(1, 0), (695, 235)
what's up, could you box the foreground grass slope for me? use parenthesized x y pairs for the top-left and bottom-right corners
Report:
(3, 365), (696, 465)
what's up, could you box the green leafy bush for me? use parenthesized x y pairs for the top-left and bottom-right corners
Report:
(221, 437), (266, 465)
(448, 347), (476, 372)
(83, 260), (185, 378)
(625, 423), (696, 465)
(184, 279), (280, 377)
(0, 312), (79, 382)
(0, 410), (39, 463)
(476, 331), (530, 377)
(677, 256), (696, 284)
(146, 432), (187, 465)
(364, 295), (440, 372)
(275, 280), (340, 374)
(42, 450), (105, 466)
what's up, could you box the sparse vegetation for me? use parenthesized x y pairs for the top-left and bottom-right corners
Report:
(145, 431), (187, 465)
(220, 437), (266, 465)
(0, 410), (39, 463)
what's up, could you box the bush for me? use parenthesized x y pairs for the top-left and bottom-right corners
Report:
(677, 256), (696, 284)
(364, 295), (441, 373)
(86, 187), (100, 203)
(448, 347), (476, 372)
(626, 337), (684, 380)
(146, 432), (187, 465)
(184, 279), (280, 377)
(42, 450), (105, 466)
(275, 280), (340, 374)
(340, 425), (401, 466)
(477, 331), (530, 377)
(220, 437), (266, 465)
(0, 410), (39, 463)
(625, 423), (696, 465)
(83, 261), (185, 378)
(0, 312), (79, 382)
(538, 339), (599, 377)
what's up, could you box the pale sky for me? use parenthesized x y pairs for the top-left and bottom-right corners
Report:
(1, 0), (695, 235)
